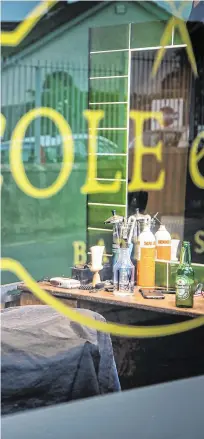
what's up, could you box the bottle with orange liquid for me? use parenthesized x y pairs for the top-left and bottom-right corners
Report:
(137, 222), (156, 288)
(155, 225), (171, 261)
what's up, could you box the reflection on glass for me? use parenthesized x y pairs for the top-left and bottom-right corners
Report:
(128, 46), (198, 257)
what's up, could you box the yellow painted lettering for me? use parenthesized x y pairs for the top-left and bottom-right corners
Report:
(72, 241), (87, 265)
(10, 107), (74, 198)
(128, 111), (165, 191)
(189, 132), (204, 189)
(194, 230), (204, 255)
(81, 110), (122, 194)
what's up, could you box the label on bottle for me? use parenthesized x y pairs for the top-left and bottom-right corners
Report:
(176, 276), (194, 300)
(157, 240), (171, 245)
(137, 247), (155, 287)
(156, 245), (171, 261)
(119, 268), (134, 294)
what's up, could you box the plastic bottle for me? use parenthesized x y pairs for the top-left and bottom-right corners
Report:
(137, 222), (156, 288)
(155, 225), (171, 261)
(113, 239), (134, 296)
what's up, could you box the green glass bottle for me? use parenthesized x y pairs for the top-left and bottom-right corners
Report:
(175, 241), (195, 308)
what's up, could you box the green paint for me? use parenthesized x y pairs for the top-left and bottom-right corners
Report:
(89, 181), (126, 205)
(1, 166), (87, 283)
(88, 205), (126, 230)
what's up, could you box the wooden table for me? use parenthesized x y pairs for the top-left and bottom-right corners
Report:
(18, 282), (204, 391)
(19, 282), (204, 318)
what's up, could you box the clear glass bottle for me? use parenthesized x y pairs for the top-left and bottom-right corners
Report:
(113, 239), (135, 296)
(175, 241), (195, 308)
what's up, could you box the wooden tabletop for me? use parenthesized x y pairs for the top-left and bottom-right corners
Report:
(19, 282), (204, 318)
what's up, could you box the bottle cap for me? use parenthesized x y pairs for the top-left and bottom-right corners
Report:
(158, 225), (166, 231)
(143, 219), (150, 230)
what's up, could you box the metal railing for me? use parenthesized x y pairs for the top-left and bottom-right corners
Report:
(1, 62), (90, 142)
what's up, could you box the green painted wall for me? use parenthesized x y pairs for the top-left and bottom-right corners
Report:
(1, 165), (87, 284)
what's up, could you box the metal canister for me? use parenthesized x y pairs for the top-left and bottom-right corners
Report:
(104, 210), (123, 267)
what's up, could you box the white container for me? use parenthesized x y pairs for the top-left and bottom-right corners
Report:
(90, 246), (104, 271)
(137, 224), (156, 288)
(155, 225), (171, 261)
(171, 239), (180, 261)
(50, 278), (80, 289)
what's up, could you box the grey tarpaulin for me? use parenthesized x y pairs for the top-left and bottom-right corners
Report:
(1, 305), (120, 415)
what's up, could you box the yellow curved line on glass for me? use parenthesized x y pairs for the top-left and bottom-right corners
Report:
(159, 0), (197, 76)
(1, 1), (58, 46)
(165, 0), (186, 18)
(1, 258), (204, 338)
(1, 113), (6, 137)
(1, 113), (6, 187)
(10, 107), (74, 199)
(152, 17), (197, 77)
